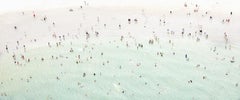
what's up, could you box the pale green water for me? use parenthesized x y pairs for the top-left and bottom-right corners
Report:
(0, 35), (240, 100)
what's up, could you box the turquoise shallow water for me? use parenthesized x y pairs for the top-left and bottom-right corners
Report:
(0, 35), (239, 100)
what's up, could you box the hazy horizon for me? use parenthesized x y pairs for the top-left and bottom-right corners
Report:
(0, 0), (239, 14)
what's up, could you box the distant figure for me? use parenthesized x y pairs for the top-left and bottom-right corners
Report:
(86, 32), (90, 40)
(194, 9), (198, 13)
(185, 54), (189, 61)
(48, 42), (51, 47)
(226, 19), (230, 23)
(230, 57), (235, 63)
(21, 55), (25, 60)
(118, 24), (121, 29)
(148, 39), (154, 44)
(188, 80), (193, 83)
(224, 32), (228, 43)
(196, 37), (200, 42)
(41, 58), (44, 61)
(17, 41), (19, 45)
(120, 36), (124, 41)
(203, 76), (206, 79)
(23, 45), (26, 52)
(83, 73), (86, 77)
(134, 19), (138, 24)
(95, 32), (99, 37)
(184, 3), (187, 7)
(14, 26), (17, 30)
(33, 13), (36, 18)
(210, 16), (213, 20)
(12, 54), (16, 60)
(5, 45), (8, 53)
(70, 48), (74, 53)
(128, 19), (131, 24)
(181, 28), (185, 36)
(43, 16), (47, 21)
(69, 9), (74, 12)
(27, 58), (31, 62)
(205, 34), (208, 39)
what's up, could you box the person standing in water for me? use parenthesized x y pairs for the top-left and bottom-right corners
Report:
(5, 45), (9, 53)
